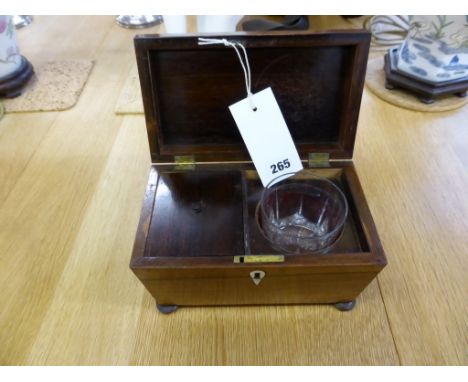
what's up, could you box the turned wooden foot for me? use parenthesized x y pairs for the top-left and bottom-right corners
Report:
(334, 300), (356, 311)
(156, 302), (178, 314)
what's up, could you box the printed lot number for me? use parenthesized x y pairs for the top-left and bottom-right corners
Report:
(271, 159), (291, 174)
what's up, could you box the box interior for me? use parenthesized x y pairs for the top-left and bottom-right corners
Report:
(150, 46), (351, 150)
(144, 168), (369, 258)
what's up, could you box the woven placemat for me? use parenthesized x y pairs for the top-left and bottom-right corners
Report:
(2, 60), (94, 113)
(366, 57), (468, 112)
(115, 65), (143, 114)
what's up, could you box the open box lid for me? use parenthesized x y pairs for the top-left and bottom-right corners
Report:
(134, 31), (370, 164)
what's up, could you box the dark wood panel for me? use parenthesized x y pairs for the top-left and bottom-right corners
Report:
(150, 46), (348, 147)
(342, 164), (386, 262)
(134, 270), (378, 306)
(132, 259), (383, 279)
(144, 170), (244, 258)
(134, 31), (371, 162)
(130, 167), (158, 260)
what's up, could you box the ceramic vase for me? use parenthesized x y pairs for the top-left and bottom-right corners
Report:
(0, 15), (22, 79)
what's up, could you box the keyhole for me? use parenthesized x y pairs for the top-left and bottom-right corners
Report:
(250, 270), (265, 285)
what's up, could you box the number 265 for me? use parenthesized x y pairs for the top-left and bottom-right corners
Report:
(271, 159), (291, 174)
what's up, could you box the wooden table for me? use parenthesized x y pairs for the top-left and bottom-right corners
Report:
(0, 16), (466, 366)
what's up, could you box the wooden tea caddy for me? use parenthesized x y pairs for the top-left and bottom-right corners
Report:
(130, 31), (387, 314)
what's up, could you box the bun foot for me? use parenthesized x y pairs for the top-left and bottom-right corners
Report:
(334, 300), (356, 311)
(156, 302), (178, 314)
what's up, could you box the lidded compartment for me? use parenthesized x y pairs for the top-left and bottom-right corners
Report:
(257, 173), (349, 254)
(132, 31), (384, 265)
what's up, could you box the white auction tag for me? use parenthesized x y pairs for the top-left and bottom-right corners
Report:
(229, 87), (303, 187)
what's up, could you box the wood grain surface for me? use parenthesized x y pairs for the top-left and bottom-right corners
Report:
(0, 16), (466, 365)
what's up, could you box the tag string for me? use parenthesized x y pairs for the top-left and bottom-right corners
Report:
(198, 37), (256, 111)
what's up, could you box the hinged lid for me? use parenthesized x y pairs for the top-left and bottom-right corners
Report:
(134, 31), (370, 164)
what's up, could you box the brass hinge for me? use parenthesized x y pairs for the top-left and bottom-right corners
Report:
(174, 155), (196, 170)
(308, 153), (330, 168)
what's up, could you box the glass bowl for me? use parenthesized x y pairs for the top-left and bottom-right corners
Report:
(257, 173), (348, 254)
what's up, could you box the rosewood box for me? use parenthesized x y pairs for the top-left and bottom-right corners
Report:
(130, 31), (387, 314)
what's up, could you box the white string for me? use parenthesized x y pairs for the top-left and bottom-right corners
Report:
(198, 37), (256, 111)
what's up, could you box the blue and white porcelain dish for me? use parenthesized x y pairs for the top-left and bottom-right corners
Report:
(396, 16), (468, 84)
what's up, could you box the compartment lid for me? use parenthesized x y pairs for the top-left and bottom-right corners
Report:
(134, 31), (370, 163)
